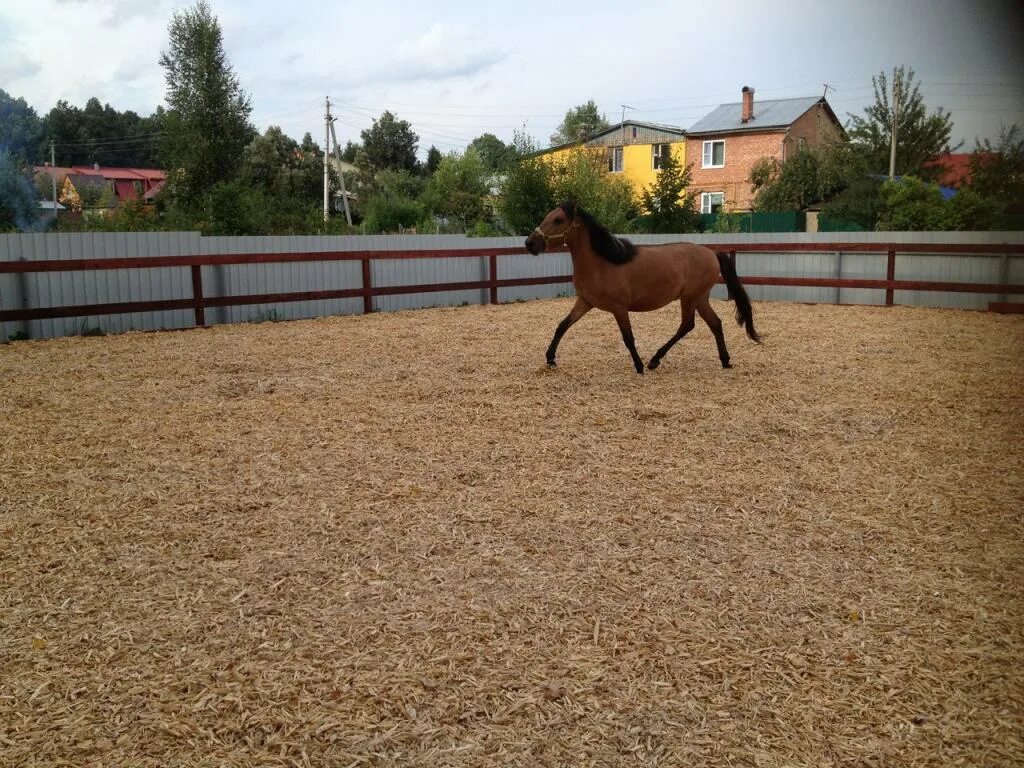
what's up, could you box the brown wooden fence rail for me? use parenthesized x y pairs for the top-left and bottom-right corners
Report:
(2, 242), (1023, 326)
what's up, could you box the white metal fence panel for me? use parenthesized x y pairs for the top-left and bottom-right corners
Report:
(2, 230), (1023, 343)
(1, 231), (201, 341)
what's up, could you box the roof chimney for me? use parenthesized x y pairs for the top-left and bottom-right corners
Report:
(742, 86), (755, 123)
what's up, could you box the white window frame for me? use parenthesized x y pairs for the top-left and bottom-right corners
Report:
(700, 192), (725, 214)
(702, 140), (725, 169)
(652, 143), (671, 170)
(607, 146), (623, 173)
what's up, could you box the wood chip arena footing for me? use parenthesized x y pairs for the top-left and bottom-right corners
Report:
(1, 299), (1022, 767)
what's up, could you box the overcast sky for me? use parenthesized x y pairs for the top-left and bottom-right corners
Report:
(2, 0), (1022, 156)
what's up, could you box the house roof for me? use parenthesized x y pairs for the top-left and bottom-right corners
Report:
(688, 96), (840, 135)
(115, 180), (140, 199)
(34, 165), (75, 183)
(144, 180), (166, 201)
(588, 120), (687, 141)
(66, 173), (109, 190)
(538, 120), (687, 155)
(72, 166), (146, 181)
(924, 153), (987, 189)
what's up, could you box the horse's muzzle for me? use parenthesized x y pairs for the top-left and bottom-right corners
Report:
(524, 232), (545, 255)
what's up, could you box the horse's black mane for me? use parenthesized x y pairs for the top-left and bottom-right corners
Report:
(559, 201), (636, 265)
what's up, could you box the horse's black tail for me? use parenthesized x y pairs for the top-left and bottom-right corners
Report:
(717, 252), (761, 343)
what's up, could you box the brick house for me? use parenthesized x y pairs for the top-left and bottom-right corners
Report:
(686, 87), (845, 213)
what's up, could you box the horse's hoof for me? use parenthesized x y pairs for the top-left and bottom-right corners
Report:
(546, 360), (557, 368)
(647, 358), (661, 371)
(722, 362), (733, 369)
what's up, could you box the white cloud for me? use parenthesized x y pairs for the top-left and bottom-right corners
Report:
(368, 23), (509, 85)
(0, 49), (42, 84)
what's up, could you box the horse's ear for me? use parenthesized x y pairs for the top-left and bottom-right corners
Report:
(566, 198), (579, 219)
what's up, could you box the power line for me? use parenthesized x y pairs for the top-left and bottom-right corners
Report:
(54, 132), (165, 148)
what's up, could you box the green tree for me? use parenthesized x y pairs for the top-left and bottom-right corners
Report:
(499, 130), (559, 234)
(205, 180), (266, 235)
(847, 66), (956, 177)
(0, 90), (44, 159)
(0, 150), (39, 231)
(425, 145), (442, 175)
(635, 147), (698, 233)
(362, 195), (424, 233)
(751, 152), (822, 211)
(340, 140), (360, 163)
(876, 177), (945, 231)
(467, 133), (515, 173)
(360, 111), (418, 172)
(549, 147), (634, 233)
(236, 126), (333, 232)
(876, 176), (997, 231)
(158, 0), (254, 203)
(550, 100), (610, 146)
(239, 126), (326, 201)
(421, 148), (489, 230)
(353, 165), (426, 233)
(969, 124), (1024, 215)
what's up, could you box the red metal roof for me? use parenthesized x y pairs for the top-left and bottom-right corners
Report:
(924, 153), (991, 189)
(68, 166), (166, 182)
(33, 166), (75, 183)
(114, 180), (139, 200)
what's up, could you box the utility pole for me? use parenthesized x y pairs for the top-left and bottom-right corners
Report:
(328, 119), (353, 226)
(888, 68), (900, 180)
(324, 97), (331, 223)
(50, 140), (57, 215)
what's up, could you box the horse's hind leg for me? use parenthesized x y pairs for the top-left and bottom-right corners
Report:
(648, 299), (696, 370)
(696, 296), (732, 369)
(546, 297), (592, 366)
(612, 309), (645, 374)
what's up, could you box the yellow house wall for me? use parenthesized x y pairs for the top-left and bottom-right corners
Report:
(535, 140), (687, 200)
(615, 141), (686, 194)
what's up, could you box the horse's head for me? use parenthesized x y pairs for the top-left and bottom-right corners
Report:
(525, 201), (579, 255)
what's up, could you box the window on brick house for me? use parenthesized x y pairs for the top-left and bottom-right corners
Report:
(607, 146), (623, 173)
(700, 192), (724, 214)
(702, 140), (725, 168)
(652, 143), (671, 170)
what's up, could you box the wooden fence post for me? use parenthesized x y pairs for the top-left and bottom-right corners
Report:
(361, 257), (373, 314)
(489, 253), (498, 305)
(190, 264), (205, 327)
(885, 249), (896, 306)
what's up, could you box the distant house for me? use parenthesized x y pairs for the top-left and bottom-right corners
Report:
(61, 173), (114, 213)
(72, 166), (167, 203)
(924, 153), (987, 189)
(687, 87), (845, 212)
(536, 120), (689, 197)
(34, 164), (167, 213)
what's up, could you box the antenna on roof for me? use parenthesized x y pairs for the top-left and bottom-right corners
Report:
(620, 104), (636, 147)
(822, 83), (834, 100)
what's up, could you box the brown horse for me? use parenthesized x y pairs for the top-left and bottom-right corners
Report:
(525, 200), (760, 373)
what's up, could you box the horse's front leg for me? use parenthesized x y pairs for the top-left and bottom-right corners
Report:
(612, 309), (645, 374)
(546, 297), (592, 367)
